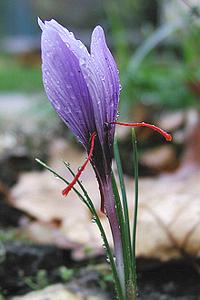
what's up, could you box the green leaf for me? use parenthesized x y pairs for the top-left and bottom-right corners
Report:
(113, 140), (134, 285)
(112, 172), (135, 298)
(131, 129), (139, 288)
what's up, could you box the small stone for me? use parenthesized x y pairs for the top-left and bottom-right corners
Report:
(11, 284), (82, 300)
(11, 284), (104, 300)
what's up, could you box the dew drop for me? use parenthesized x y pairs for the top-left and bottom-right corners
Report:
(54, 99), (61, 110)
(92, 217), (96, 224)
(106, 257), (110, 263)
(102, 244), (106, 250)
(45, 70), (50, 76)
(79, 57), (86, 67)
(77, 41), (84, 49)
(66, 84), (71, 89)
(69, 32), (74, 38)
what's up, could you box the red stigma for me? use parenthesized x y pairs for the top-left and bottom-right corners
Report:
(62, 132), (97, 196)
(112, 121), (172, 142)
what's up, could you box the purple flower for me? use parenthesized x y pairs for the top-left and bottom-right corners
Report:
(39, 19), (120, 212)
(39, 19), (125, 288)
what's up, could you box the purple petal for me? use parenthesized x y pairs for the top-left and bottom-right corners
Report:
(91, 26), (120, 123)
(39, 19), (90, 64)
(41, 28), (95, 147)
(38, 17), (45, 30)
(78, 26), (120, 144)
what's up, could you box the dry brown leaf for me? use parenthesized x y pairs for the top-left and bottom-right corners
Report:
(10, 141), (200, 261)
(140, 145), (177, 172)
(134, 172), (200, 260)
(158, 110), (185, 132)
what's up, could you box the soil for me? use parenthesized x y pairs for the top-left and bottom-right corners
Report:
(0, 240), (199, 299)
(138, 259), (200, 300)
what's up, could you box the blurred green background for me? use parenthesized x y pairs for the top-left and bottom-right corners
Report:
(0, 0), (200, 112)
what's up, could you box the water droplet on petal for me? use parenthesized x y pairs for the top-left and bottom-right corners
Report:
(71, 95), (76, 100)
(54, 100), (61, 110)
(69, 32), (74, 38)
(77, 40), (84, 49)
(79, 57), (86, 67)
(66, 84), (71, 89)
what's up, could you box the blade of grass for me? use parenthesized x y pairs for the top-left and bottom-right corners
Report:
(114, 139), (132, 258)
(113, 140), (134, 287)
(112, 172), (136, 297)
(131, 129), (139, 290)
(127, 19), (184, 75)
(111, 172), (127, 279)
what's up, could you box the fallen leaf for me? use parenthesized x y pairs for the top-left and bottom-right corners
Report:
(158, 110), (185, 132)
(10, 162), (200, 262)
(140, 145), (177, 172)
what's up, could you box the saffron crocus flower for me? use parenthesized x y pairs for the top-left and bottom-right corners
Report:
(39, 19), (172, 295)
(39, 18), (125, 288)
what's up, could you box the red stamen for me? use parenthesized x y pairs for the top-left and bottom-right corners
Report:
(112, 121), (172, 141)
(62, 132), (97, 196)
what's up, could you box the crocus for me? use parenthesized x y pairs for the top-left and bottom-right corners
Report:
(39, 19), (171, 293)
(39, 18), (125, 288)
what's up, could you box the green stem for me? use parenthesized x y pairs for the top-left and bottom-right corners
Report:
(114, 140), (132, 264)
(132, 129), (139, 296)
(113, 140), (138, 299)
(111, 173), (128, 284)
